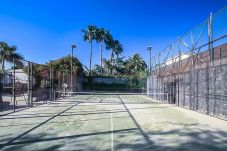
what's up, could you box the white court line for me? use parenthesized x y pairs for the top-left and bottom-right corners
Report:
(111, 112), (114, 151)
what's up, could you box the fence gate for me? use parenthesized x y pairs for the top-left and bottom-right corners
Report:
(164, 81), (178, 104)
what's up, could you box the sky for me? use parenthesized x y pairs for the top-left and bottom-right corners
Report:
(0, 0), (226, 67)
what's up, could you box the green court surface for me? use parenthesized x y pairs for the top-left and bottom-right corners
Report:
(0, 94), (227, 151)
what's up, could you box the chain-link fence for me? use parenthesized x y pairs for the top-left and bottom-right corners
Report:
(0, 59), (56, 115)
(147, 7), (227, 120)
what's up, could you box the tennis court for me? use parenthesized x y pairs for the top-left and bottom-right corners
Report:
(0, 93), (227, 151)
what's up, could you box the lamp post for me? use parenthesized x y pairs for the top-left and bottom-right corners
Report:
(71, 44), (77, 92)
(147, 46), (152, 74)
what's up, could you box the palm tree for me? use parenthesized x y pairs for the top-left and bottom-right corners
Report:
(106, 39), (123, 75)
(103, 58), (112, 75)
(111, 40), (123, 74)
(82, 65), (89, 76)
(95, 28), (109, 76)
(0, 42), (24, 72)
(125, 53), (147, 74)
(0, 42), (24, 103)
(115, 56), (125, 76)
(93, 64), (102, 76)
(82, 25), (97, 76)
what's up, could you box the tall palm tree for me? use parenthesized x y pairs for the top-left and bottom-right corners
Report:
(95, 28), (109, 76)
(0, 42), (24, 72)
(106, 40), (123, 75)
(82, 25), (97, 76)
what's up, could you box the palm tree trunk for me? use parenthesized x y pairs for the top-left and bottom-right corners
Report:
(89, 41), (92, 76)
(100, 41), (103, 76)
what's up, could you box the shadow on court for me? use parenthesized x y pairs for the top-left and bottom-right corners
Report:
(1, 122), (227, 151)
(0, 95), (227, 151)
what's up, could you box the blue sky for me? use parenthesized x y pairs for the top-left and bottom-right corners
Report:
(0, 0), (226, 67)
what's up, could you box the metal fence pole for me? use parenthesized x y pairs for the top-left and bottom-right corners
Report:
(63, 72), (65, 98)
(51, 68), (54, 101)
(206, 62), (210, 114)
(178, 37), (182, 71)
(13, 58), (16, 112)
(219, 48), (222, 65)
(49, 68), (52, 101)
(208, 12), (214, 66)
(53, 90), (56, 101)
(27, 62), (31, 107)
(30, 62), (33, 107)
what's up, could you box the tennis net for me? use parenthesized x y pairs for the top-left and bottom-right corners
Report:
(54, 91), (168, 103)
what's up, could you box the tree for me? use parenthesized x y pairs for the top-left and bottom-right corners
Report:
(0, 42), (24, 72)
(82, 25), (97, 76)
(114, 56), (125, 76)
(125, 53), (147, 75)
(95, 28), (109, 76)
(47, 55), (84, 89)
(93, 64), (103, 76)
(106, 39), (123, 75)
(123, 53), (147, 90)
(0, 42), (24, 103)
(103, 58), (112, 76)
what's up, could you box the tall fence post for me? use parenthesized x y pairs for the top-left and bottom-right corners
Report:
(51, 68), (54, 101)
(49, 68), (52, 101)
(13, 58), (16, 112)
(30, 62), (33, 107)
(219, 48), (222, 65)
(206, 62), (210, 114)
(27, 62), (31, 107)
(63, 72), (65, 98)
(208, 12), (214, 66)
(178, 37), (182, 72)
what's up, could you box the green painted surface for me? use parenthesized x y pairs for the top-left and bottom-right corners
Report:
(0, 95), (227, 151)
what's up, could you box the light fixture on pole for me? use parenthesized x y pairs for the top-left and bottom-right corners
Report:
(71, 43), (77, 91)
(147, 46), (152, 74)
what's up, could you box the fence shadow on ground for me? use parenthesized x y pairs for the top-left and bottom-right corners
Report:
(1, 124), (227, 151)
(1, 98), (227, 150)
